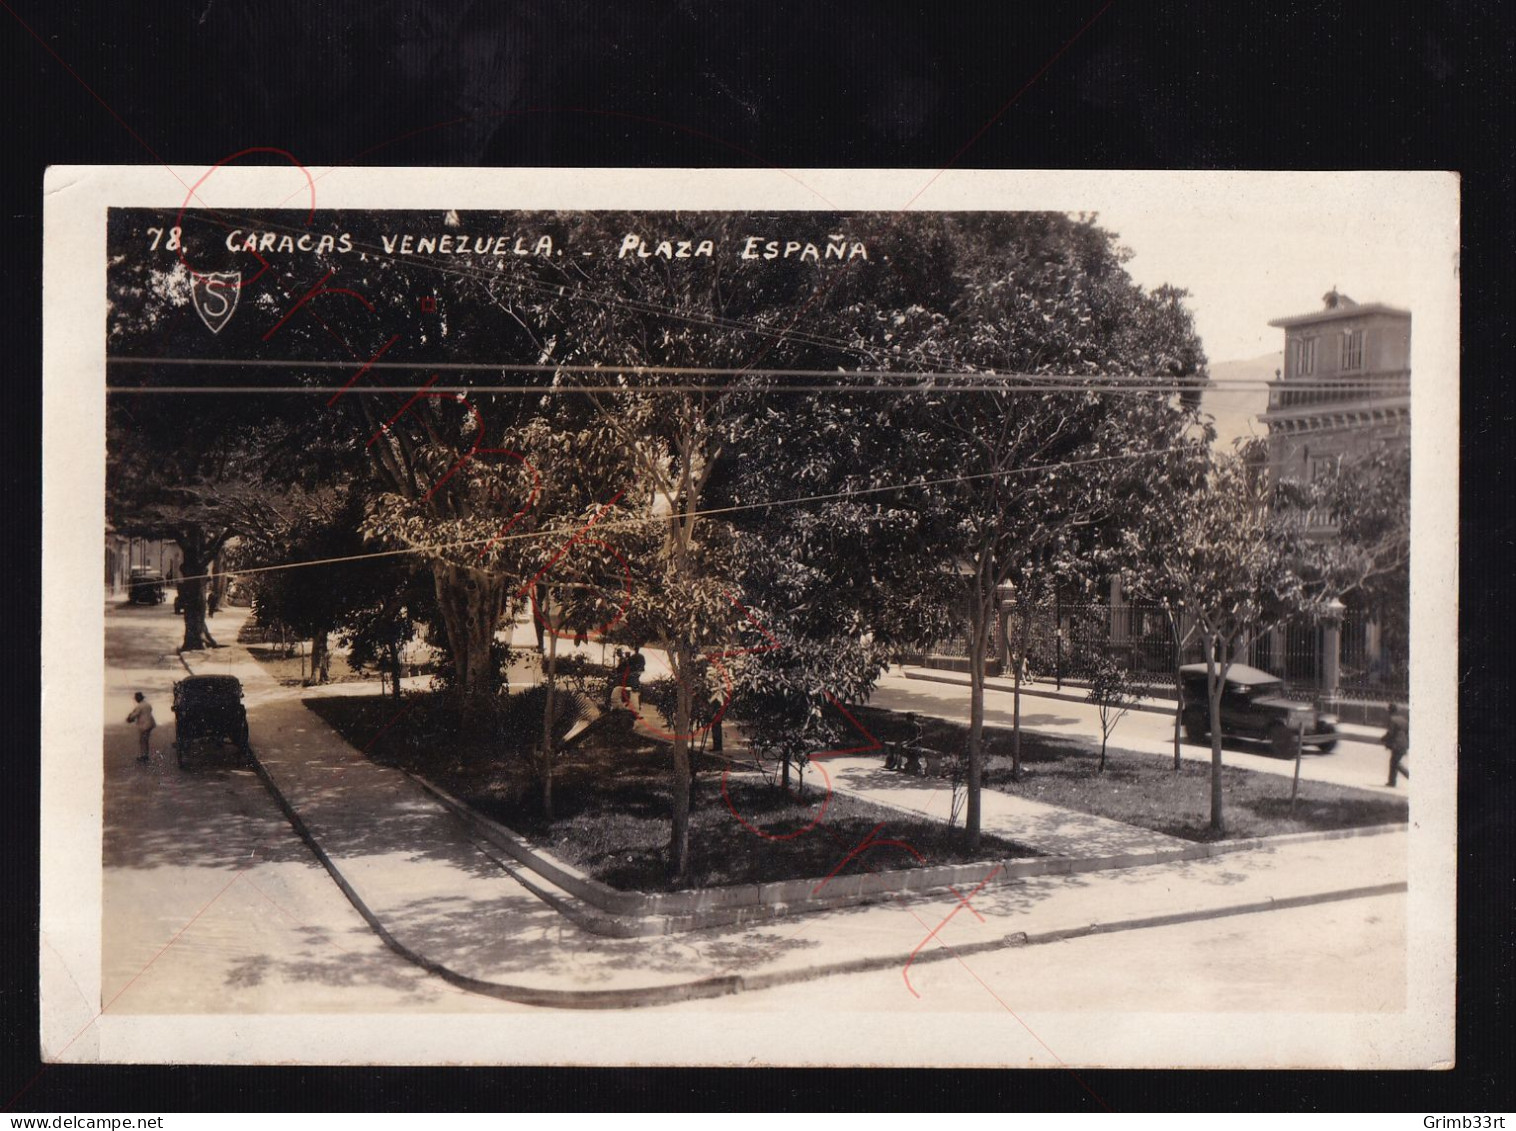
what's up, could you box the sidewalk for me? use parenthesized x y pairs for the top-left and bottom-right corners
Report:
(897, 664), (1386, 742)
(868, 665), (1404, 796)
(180, 635), (1407, 1009)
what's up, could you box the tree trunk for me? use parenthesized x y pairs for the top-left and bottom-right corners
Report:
(1206, 649), (1227, 835)
(431, 562), (506, 728)
(1169, 609), (1183, 772)
(779, 752), (791, 792)
(668, 649), (693, 881)
(964, 599), (990, 851)
(1099, 729), (1107, 773)
(177, 547), (218, 651)
(540, 627), (559, 821)
(1006, 605), (1033, 781)
(1010, 652), (1024, 780)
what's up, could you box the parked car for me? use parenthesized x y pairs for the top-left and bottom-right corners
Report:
(1178, 663), (1338, 755)
(172, 675), (251, 767)
(127, 566), (166, 605)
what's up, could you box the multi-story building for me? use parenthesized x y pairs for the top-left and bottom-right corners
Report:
(1254, 289), (1411, 707)
(1259, 288), (1410, 493)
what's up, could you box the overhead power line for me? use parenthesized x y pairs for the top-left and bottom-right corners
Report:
(105, 356), (1404, 395)
(159, 442), (1201, 586)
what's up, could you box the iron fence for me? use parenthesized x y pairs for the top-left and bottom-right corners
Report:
(917, 601), (1408, 701)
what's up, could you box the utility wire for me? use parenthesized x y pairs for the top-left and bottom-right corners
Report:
(105, 382), (1401, 395)
(156, 442), (1202, 586)
(104, 357), (1403, 395)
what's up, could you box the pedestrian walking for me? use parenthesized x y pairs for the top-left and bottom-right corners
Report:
(126, 691), (156, 764)
(1383, 701), (1410, 786)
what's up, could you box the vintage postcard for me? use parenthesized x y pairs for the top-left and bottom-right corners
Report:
(41, 166), (1458, 1067)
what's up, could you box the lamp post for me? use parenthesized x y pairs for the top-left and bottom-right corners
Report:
(1320, 596), (1346, 712)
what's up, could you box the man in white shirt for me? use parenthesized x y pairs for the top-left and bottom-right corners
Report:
(126, 691), (156, 764)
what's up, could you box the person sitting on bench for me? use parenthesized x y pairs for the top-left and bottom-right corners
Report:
(887, 713), (926, 773)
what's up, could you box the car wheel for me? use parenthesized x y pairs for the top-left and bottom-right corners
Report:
(1315, 739), (1338, 754)
(1182, 714), (1207, 742)
(1269, 723), (1297, 758)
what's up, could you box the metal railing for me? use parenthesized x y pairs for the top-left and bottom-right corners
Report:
(917, 602), (1408, 700)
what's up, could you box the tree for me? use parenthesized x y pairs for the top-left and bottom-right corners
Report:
(237, 486), (438, 692)
(1314, 445), (1411, 684)
(504, 413), (646, 819)
(1111, 435), (1215, 770)
(241, 489), (361, 684)
(1124, 447), (1323, 834)
(714, 387), (956, 795)
(1320, 445), (1409, 598)
(493, 211), (900, 879)
(1086, 655), (1138, 773)
(106, 393), (288, 652)
(106, 207), (566, 717)
(339, 558), (434, 699)
(880, 215), (1209, 848)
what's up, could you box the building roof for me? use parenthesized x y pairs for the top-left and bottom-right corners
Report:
(1268, 302), (1411, 330)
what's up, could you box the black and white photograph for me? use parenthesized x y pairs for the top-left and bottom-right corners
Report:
(41, 166), (1457, 1069)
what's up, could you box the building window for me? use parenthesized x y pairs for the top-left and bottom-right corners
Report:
(1341, 328), (1364, 370)
(1293, 335), (1316, 376)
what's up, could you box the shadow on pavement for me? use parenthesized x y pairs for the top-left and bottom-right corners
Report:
(103, 751), (317, 871)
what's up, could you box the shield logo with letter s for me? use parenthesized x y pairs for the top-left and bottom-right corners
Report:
(191, 272), (241, 334)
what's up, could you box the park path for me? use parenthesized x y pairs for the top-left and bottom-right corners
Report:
(811, 755), (1187, 858)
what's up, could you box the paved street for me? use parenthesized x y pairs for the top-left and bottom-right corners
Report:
(102, 600), (524, 1014)
(871, 668), (1405, 795)
(653, 893), (1405, 1015)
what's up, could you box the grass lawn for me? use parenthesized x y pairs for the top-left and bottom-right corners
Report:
(850, 705), (1407, 842)
(306, 693), (1034, 892)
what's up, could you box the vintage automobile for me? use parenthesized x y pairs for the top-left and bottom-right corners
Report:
(172, 674), (252, 767)
(127, 566), (167, 605)
(1178, 662), (1338, 756)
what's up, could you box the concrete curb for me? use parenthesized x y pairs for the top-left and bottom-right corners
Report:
(244, 749), (747, 1009)
(413, 773), (1044, 935)
(192, 647), (1409, 1010)
(414, 771), (1406, 936)
(246, 741), (1410, 1009)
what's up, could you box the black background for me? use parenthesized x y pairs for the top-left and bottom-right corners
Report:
(2, 0), (1509, 1114)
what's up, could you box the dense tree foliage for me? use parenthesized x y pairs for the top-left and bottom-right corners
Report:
(847, 215), (1211, 847)
(108, 206), (1271, 868)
